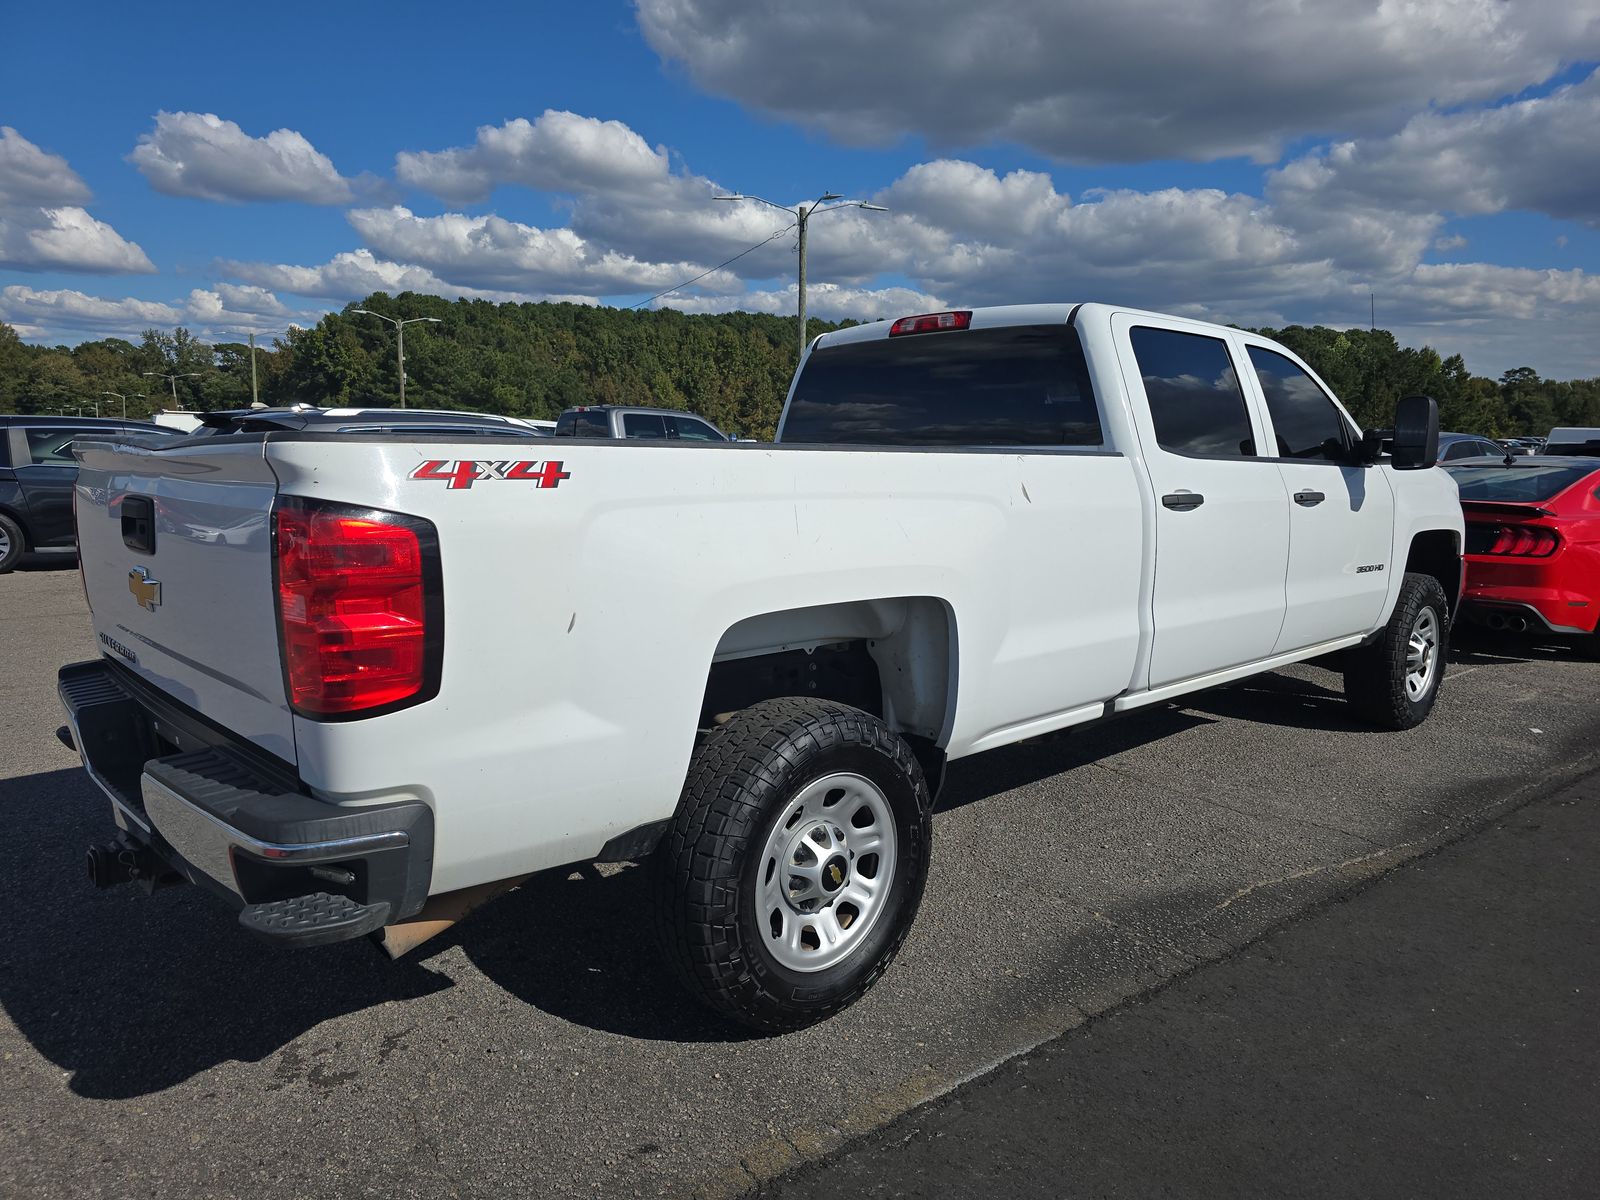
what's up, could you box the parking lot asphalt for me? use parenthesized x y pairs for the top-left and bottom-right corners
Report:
(756, 771), (1600, 1199)
(3, 559), (1600, 1199)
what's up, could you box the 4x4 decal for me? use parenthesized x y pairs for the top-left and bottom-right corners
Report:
(409, 459), (570, 491)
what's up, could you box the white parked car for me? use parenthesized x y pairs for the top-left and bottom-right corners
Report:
(59, 303), (1462, 1030)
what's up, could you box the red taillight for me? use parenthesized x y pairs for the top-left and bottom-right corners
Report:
(888, 310), (972, 336)
(274, 497), (440, 717)
(1483, 524), (1560, 557)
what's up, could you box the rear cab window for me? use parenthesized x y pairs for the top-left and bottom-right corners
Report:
(780, 324), (1102, 447)
(555, 411), (610, 438)
(1128, 327), (1256, 457)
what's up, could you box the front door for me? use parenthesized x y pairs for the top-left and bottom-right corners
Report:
(1115, 318), (1291, 689)
(1240, 343), (1396, 651)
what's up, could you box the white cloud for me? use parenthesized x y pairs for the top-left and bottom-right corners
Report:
(0, 128), (154, 274)
(636, 0), (1600, 163)
(661, 281), (946, 321)
(129, 111), (354, 204)
(0, 126), (92, 207)
(0, 205), (156, 275)
(396, 110), (673, 205)
(217, 247), (541, 303)
(1, 284), (320, 342)
(346, 205), (744, 294)
(1434, 234), (1468, 252)
(0, 286), (183, 335)
(1268, 69), (1600, 227)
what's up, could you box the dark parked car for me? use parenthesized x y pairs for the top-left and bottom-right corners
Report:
(1436, 432), (1509, 462)
(554, 405), (730, 441)
(0, 415), (167, 572)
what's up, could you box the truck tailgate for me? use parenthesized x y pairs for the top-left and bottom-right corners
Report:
(73, 437), (295, 763)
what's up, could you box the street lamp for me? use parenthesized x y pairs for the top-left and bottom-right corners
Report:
(143, 371), (203, 409)
(100, 391), (145, 420)
(714, 190), (889, 362)
(351, 309), (442, 409)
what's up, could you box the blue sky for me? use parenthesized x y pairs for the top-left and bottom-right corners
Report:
(4, 0), (1600, 376)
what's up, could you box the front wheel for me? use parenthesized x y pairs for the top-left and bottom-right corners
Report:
(1343, 572), (1449, 730)
(653, 697), (932, 1032)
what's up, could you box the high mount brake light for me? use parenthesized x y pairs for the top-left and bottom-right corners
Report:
(1483, 524), (1560, 557)
(888, 310), (973, 336)
(273, 496), (442, 718)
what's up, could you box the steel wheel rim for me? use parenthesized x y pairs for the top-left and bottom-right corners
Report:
(756, 771), (898, 973)
(1405, 606), (1440, 701)
(0, 525), (10, 559)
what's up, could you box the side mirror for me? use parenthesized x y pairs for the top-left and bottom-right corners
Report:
(1390, 394), (1439, 470)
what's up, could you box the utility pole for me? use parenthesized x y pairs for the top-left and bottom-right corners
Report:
(351, 309), (442, 409)
(1370, 292), (1376, 332)
(249, 332), (260, 407)
(101, 391), (144, 419)
(143, 371), (203, 409)
(714, 190), (888, 363)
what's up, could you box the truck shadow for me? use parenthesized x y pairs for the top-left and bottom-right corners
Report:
(0, 768), (453, 1100)
(1, 707), (1222, 1089)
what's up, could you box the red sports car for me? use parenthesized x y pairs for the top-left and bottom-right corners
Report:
(1445, 457), (1600, 650)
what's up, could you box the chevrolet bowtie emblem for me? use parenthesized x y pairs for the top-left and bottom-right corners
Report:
(128, 566), (162, 612)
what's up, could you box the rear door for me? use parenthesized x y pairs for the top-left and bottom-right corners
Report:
(14, 425), (95, 546)
(1114, 317), (1291, 688)
(72, 436), (296, 762)
(1240, 343), (1396, 651)
(622, 412), (667, 439)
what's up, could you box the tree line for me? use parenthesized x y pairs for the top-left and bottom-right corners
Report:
(2, 295), (1597, 440)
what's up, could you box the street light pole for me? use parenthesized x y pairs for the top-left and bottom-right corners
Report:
(143, 371), (203, 409)
(714, 190), (888, 362)
(100, 391), (144, 419)
(351, 309), (442, 409)
(249, 332), (260, 407)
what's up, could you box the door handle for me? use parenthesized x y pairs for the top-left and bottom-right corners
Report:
(1161, 492), (1205, 511)
(1293, 490), (1326, 507)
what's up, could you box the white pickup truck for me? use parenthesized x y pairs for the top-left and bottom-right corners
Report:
(59, 303), (1462, 1030)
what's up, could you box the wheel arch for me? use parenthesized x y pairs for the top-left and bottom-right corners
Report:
(700, 596), (958, 784)
(1404, 528), (1463, 618)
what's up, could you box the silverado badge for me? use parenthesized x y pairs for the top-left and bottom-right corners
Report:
(128, 566), (162, 612)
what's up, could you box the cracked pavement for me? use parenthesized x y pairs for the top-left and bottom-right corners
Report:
(3, 562), (1599, 1198)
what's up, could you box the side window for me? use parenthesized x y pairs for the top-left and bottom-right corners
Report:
(1246, 346), (1353, 461)
(1129, 327), (1256, 457)
(622, 412), (666, 439)
(24, 427), (91, 465)
(668, 416), (723, 441)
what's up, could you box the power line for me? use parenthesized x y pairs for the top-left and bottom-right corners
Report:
(625, 225), (794, 311)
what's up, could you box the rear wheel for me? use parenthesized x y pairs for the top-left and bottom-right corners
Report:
(0, 513), (24, 573)
(1343, 572), (1449, 730)
(653, 697), (932, 1032)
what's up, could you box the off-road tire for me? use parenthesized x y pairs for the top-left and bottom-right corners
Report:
(1344, 571), (1449, 730)
(653, 697), (932, 1032)
(0, 513), (24, 573)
